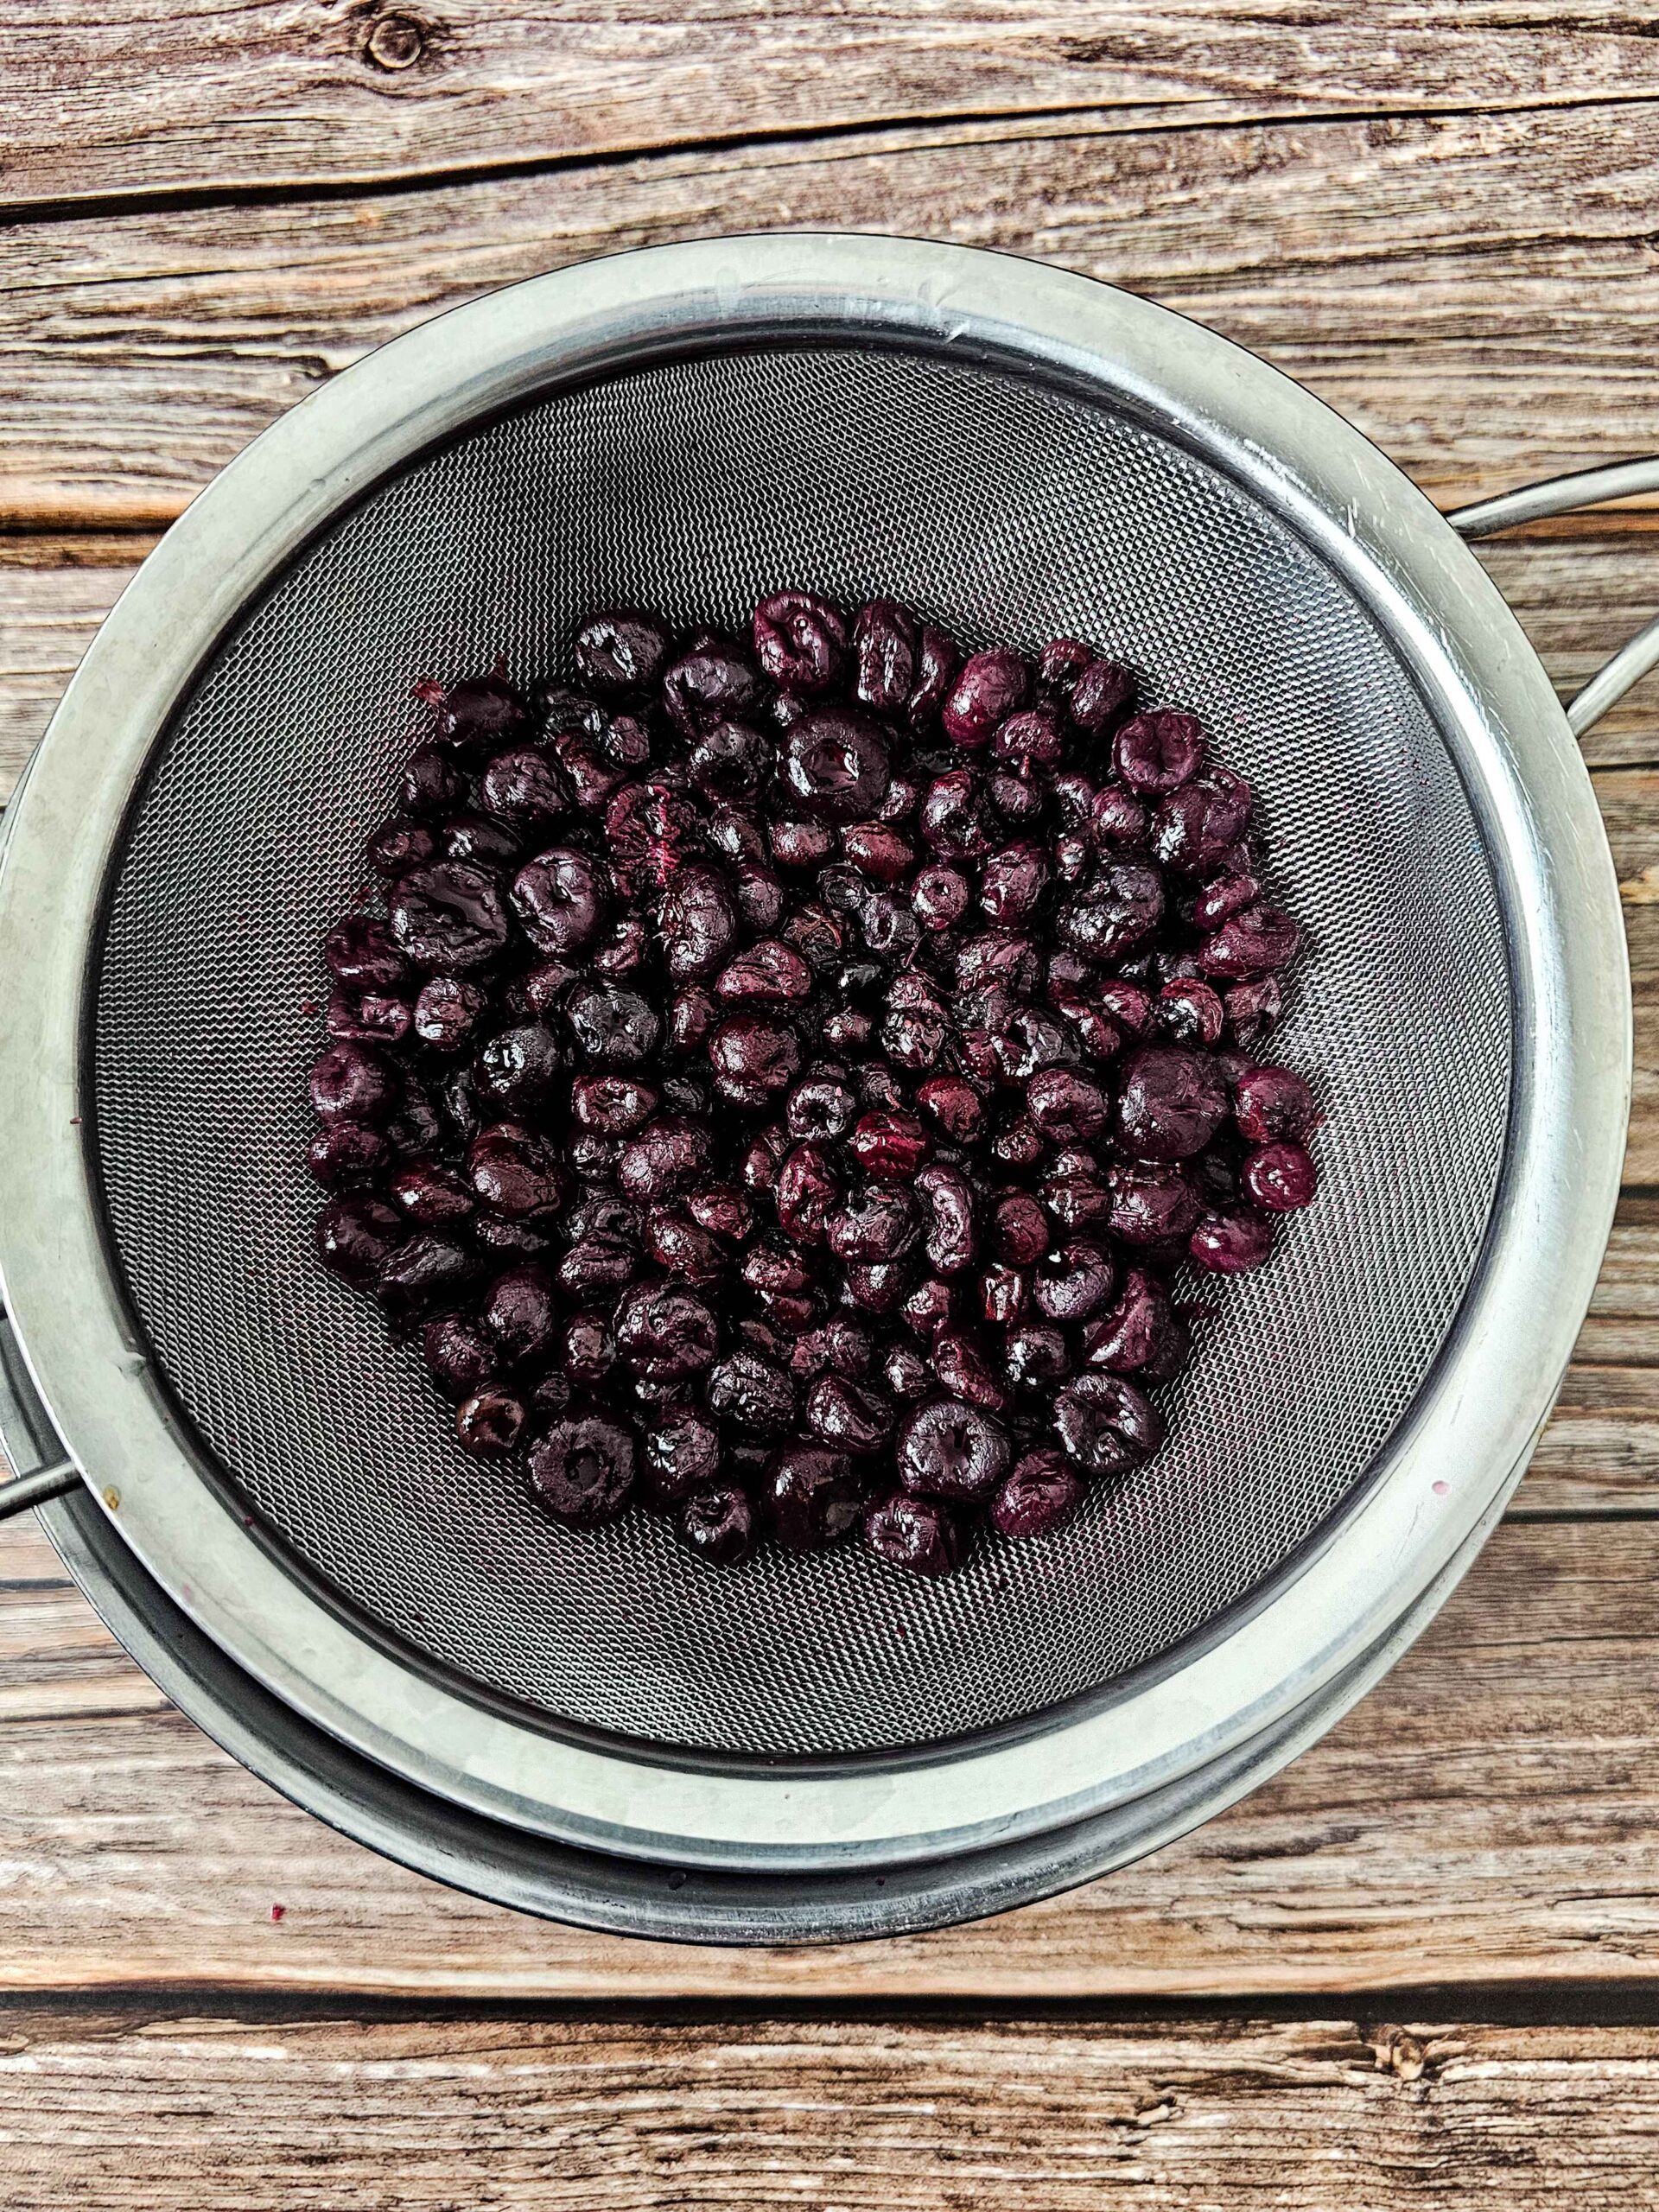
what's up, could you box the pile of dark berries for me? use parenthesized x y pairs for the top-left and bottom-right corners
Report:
(308, 594), (1321, 1577)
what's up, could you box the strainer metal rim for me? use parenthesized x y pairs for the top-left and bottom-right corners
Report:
(0, 234), (1629, 1872)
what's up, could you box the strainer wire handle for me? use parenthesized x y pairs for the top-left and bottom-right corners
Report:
(0, 1309), (79, 1521)
(1449, 457), (1659, 736)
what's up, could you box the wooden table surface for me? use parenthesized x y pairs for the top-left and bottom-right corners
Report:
(7, 8), (1659, 2203)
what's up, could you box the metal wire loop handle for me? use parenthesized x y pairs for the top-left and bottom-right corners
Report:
(1450, 457), (1659, 735)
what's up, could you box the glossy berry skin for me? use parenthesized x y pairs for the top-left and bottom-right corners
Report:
(991, 1449), (1084, 1538)
(529, 1415), (637, 1526)
(863, 1491), (964, 1576)
(310, 608), (1322, 1577)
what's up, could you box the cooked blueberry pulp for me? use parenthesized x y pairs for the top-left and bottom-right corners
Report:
(308, 598), (1323, 1577)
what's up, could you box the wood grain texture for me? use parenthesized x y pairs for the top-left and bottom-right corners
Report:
(2, 1510), (1657, 1999)
(14, 102), (1659, 524)
(11, 3), (1659, 208)
(0, 2009), (1656, 2209)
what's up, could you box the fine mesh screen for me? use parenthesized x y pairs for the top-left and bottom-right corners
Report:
(91, 346), (1511, 1758)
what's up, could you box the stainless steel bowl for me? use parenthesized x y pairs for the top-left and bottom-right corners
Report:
(0, 235), (1633, 1940)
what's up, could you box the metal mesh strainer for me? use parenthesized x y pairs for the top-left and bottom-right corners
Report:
(0, 240), (1629, 1927)
(91, 344), (1510, 1758)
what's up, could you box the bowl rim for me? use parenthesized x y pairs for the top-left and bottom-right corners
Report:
(0, 232), (1629, 1871)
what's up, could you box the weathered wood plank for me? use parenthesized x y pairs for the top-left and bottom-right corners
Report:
(1, 1513), (1656, 1998)
(10, 3), (1659, 208)
(12, 105), (1659, 524)
(0, 2009), (1652, 2210)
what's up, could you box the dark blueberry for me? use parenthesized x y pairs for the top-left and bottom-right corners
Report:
(906, 626), (961, 729)
(575, 609), (673, 697)
(648, 1211), (727, 1284)
(912, 1163), (975, 1274)
(1243, 1141), (1319, 1212)
(315, 1192), (402, 1289)
(1069, 657), (1136, 736)
(897, 1398), (1011, 1503)
(989, 770), (1044, 825)
(440, 811), (522, 868)
(322, 913), (410, 992)
(1234, 1065), (1319, 1144)
(912, 863), (971, 931)
(467, 1122), (567, 1220)
(480, 747), (571, 837)
(481, 1262), (559, 1368)
(1116, 1044), (1229, 1161)
(421, 1313), (498, 1402)
(601, 713), (652, 770)
(1151, 767), (1254, 876)
(879, 771), (921, 822)
(307, 1118), (391, 1191)
(690, 717), (770, 800)
(988, 1005), (1072, 1084)
(1056, 860), (1165, 965)
(668, 988), (715, 1058)
(901, 1274), (956, 1338)
(567, 983), (663, 1069)
(423, 671), (531, 755)
(1097, 979), (1153, 1035)
(780, 1072), (854, 1146)
(678, 1484), (757, 1566)
(617, 1116), (714, 1202)
(401, 742), (464, 817)
(1107, 1163), (1205, 1247)
(1005, 1322), (1071, 1392)
(842, 1261), (912, 1313)
(916, 1075), (984, 1145)
(474, 1022), (563, 1112)
(613, 1281), (720, 1380)
(779, 904), (846, 976)
(1052, 993), (1121, 1064)
(779, 706), (893, 821)
(309, 1041), (397, 1126)
(662, 636), (763, 735)
(434, 1066), (481, 1148)
(389, 1159), (474, 1227)
(709, 1016), (802, 1108)
(707, 1350), (796, 1438)
(1025, 1067), (1111, 1143)
(661, 866), (740, 982)
(1051, 772), (1098, 831)
(534, 682), (607, 740)
(1199, 903), (1303, 980)
(805, 1374), (897, 1456)
(413, 976), (487, 1052)
(376, 1234), (480, 1321)
(851, 599), (918, 713)
(992, 705), (1065, 769)
(1082, 1268), (1177, 1375)
(956, 931), (1041, 998)
(366, 815), (435, 875)
(644, 1405), (723, 1503)
(826, 1184), (921, 1264)
(1042, 1170), (1113, 1235)
(1192, 863), (1263, 932)
(1039, 636), (1096, 696)
(933, 1327), (1008, 1411)
(550, 727), (624, 813)
(557, 1236), (638, 1301)
(572, 1075), (658, 1135)
(753, 589), (849, 693)
(992, 1116), (1046, 1169)
(980, 842), (1050, 924)
(1154, 979), (1225, 1046)
(327, 988), (411, 1047)
(715, 938), (813, 1006)
(1089, 785), (1149, 849)
(849, 1109), (931, 1180)
(390, 861), (510, 972)
(1054, 1371), (1163, 1476)
(880, 1342), (931, 1400)
(474, 1217), (551, 1257)
(991, 1449), (1084, 1538)
(742, 1124), (791, 1198)
(1225, 976), (1285, 1046)
(529, 1414), (637, 1528)
(785, 1330), (872, 1401)
(510, 847), (607, 957)
(767, 1445), (867, 1550)
(980, 1264), (1027, 1325)
(880, 1001), (948, 1071)
(1115, 709), (1205, 794)
(863, 1491), (964, 1576)
(560, 1311), (616, 1389)
(1031, 1242), (1115, 1324)
(1190, 1207), (1275, 1273)
(770, 817), (836, 870)
(942, 649), (1029, 750)
(842, 822), (915, 884)
(993, 1192), (1048, 1265)
(918, 769), (995, 860)
(455, 1387), (525, 1459)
